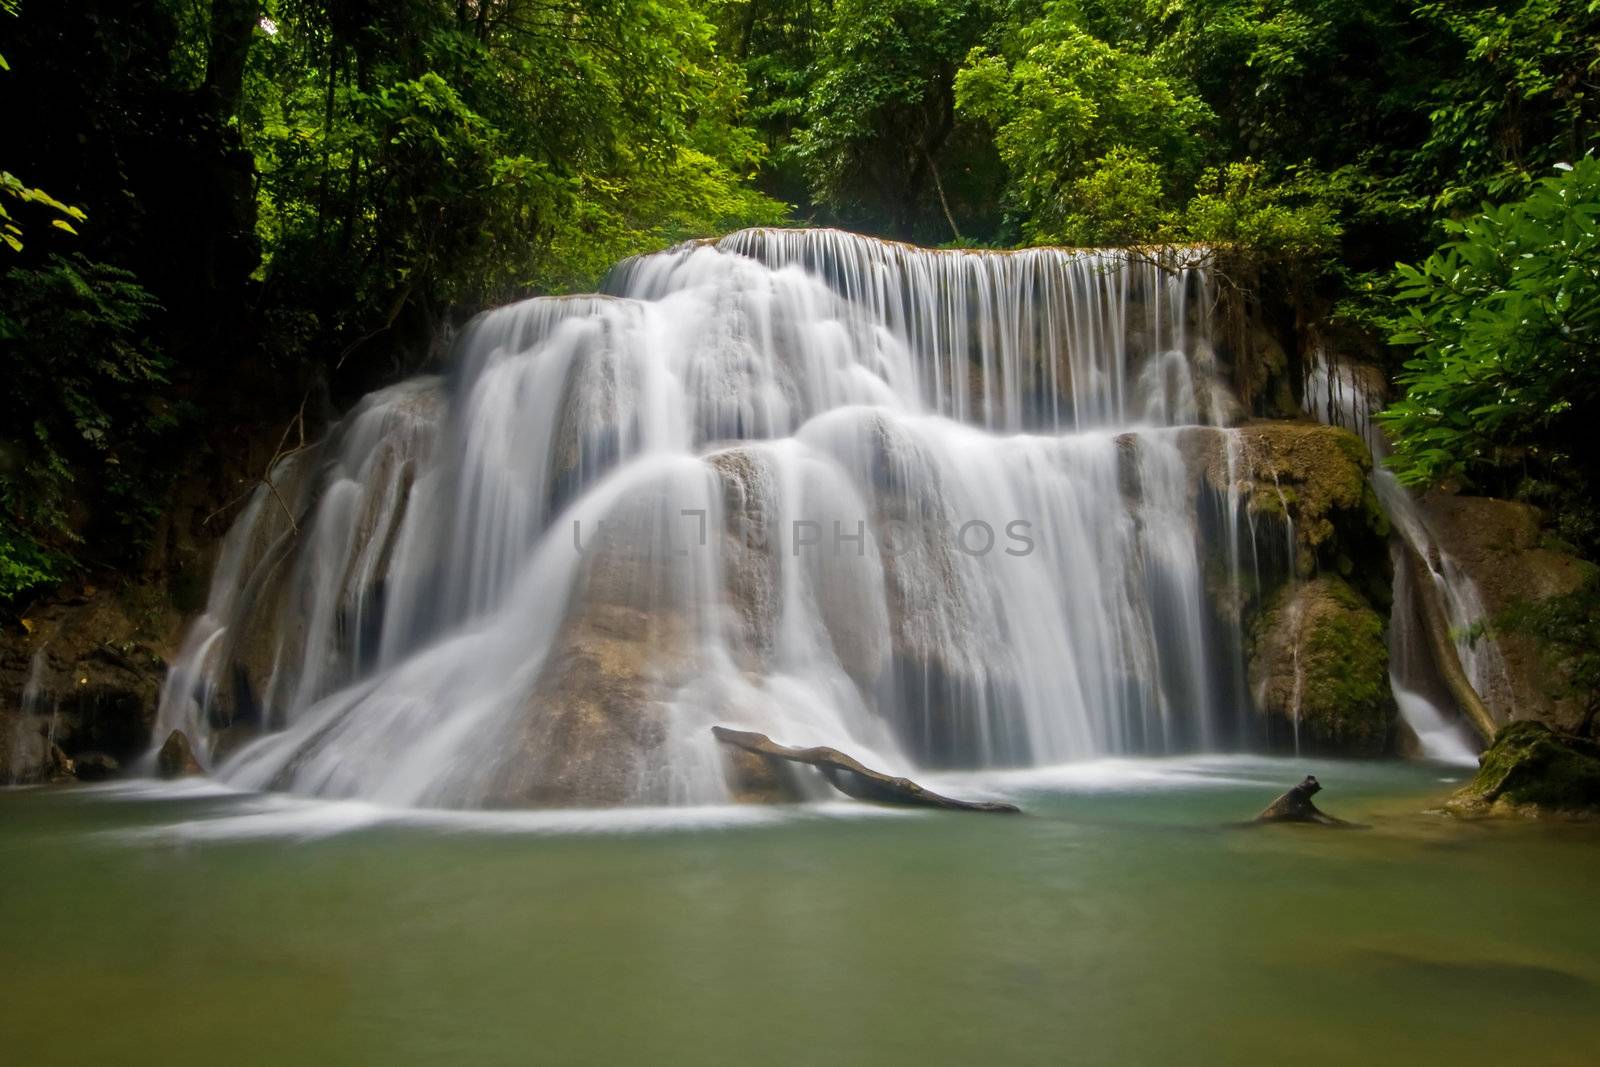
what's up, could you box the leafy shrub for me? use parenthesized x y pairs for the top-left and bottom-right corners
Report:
(0, 253), (168, 602)
(1381, 157), (1600, 489)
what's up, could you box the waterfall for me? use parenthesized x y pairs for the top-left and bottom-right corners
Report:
(1303, 346), (1486, 763)
(156, 229), (1284, 807)
(6, 648), (52, 784)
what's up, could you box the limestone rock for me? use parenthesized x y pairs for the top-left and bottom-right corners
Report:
(156, 729), (205, 778)
(721, 744), (802, 804)
(1448, 721), (1600, 816)
(45, 742), (75, 781)
(3, 719), (76, 784)
(1420, 494), (1593, 733)
(483, 488), (691, 807)
(1179, 421), (1380, 579)
(1248, 575), (1397, 755)
(72, 751), (120, 781)
(0, 589), (171, 774)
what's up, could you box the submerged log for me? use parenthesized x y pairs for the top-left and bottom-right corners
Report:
(1253, 774), (1359, 826)
(711, 727), (1020, 813)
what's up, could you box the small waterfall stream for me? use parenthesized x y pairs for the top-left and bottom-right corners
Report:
(1303, 347), (1487, 763)
(155, 230), (1307, 806)
(6, 649), (53, 783)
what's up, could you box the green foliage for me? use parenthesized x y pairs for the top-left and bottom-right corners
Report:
(1411, 0), (1600, 212)
(950, 2), (1347, 258)
(4, 0), (1600, 609)
(1181, 161), (1344, 261)
(1052, 148), (1172, 247)
(1, 1), (86, 253)
(0, 507), (63, 603)
(0, 0), (791, 608)
(249, 0), (785, 328)
(1380, 158), (1600, 489)
(794, 0), (997, 237)
(1, 170), (86, 253)
(955, 7), (1209, 245)
(0, 254), (169, 601)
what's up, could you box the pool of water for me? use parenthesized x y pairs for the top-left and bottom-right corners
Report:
(2, 757), (1597, 1066)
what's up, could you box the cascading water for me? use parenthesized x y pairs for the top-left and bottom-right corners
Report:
(156, 229), (1289, 808)
(1303, 346), (1486, 763)
(6, 648), (54, 784)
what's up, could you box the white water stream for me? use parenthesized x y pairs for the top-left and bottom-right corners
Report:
(1303, 347), (1486, 764)
(148, 230), (1421, 805)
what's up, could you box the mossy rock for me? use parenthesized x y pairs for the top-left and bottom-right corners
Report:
(1248, 575), (1396, 755)
(1421, 494), (1595, 733)
(1178, 421), (1378, 580)
(1448, 721), (1600, 816)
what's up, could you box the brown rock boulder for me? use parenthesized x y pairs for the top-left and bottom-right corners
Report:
(1179, 421), (1379, 579)
(1248, 576), (1397, 755)
(484, 482), (698, 808)
(1447, 721), (1600, 817)
(157, 729), (205, 778)
(721, 744), (803, 804)
(1420, 494), (1593, 732)
(72, 751), (120, 781)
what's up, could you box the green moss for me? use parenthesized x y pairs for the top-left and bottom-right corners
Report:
(1459, 720), (1600, 812)
(1253, 489), (1289, 519)
(1303, 581), (1390, 742)
(1232, 424), (1373, 571)
(1251, 575), (1395, 754)
(1360, 483), (1392, 539)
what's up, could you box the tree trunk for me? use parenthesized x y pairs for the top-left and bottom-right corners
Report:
(711, 727), (1020, 813)
(205, 0), (259, 122)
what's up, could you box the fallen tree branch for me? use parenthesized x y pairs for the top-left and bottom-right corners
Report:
(711, 726), (1020, 813)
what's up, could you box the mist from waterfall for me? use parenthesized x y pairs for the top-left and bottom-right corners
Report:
(156, 229), (1291, 807)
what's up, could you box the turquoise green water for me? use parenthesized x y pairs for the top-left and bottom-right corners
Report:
(2, 757), (1598, 1066)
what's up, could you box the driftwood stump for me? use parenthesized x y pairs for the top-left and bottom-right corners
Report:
(712, 727), (1020, 813)
(1253, 774), (1358, 826)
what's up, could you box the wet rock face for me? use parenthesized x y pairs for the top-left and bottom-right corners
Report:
(1180, 421), (1382, 581)
(721, 744), (802, 804)
(1449, 721), (1600, 816)
(1248, 575), (1397, 756)
(157, 729), (204, 778)
(0, 585), (173, 782)
(484, 491), (693, 808)
(0, 713), (74, 784)
(72, 752), (121, 781)
(1421, 494), (1593, 732)
(487, 606), (675, 807)
(1174, 420), (1400, 756)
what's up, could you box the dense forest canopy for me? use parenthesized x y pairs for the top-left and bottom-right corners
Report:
(1, 0), (1597, 606)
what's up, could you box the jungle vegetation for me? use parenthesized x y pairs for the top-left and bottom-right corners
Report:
(1, 0), (1596, 604)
